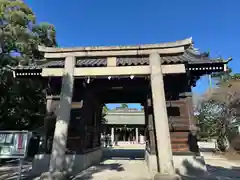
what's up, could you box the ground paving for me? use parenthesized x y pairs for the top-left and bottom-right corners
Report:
(198, 142), (240, 180)
(73, 143), (240, 180)
(73, 159), (152, 180)
(0, 160), (31, 180)
(73, 145), (152, 180)
(0, 143), (240, 179)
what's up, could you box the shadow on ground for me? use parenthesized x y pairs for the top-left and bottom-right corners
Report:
(177, 155), (240, 180)
(0, 159), (32, 180)
(102, 148), (145, 160)
(1, 148), (240, 180)
(72, 148), (146, 180)
(72, 148), (240, 180)
(72, 162), (124, 180)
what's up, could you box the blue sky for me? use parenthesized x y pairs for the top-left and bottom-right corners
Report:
(25, 0), (239, 109)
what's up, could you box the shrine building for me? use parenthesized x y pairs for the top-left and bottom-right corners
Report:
(104, 107), (145, 143)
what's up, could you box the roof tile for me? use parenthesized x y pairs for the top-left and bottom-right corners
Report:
(12, 48), (225, 71)
(116, 50), (220, 66)
(76, 58), (107, 67)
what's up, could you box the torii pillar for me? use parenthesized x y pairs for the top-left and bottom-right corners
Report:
(41, 56), (75, 180)
(149, 52), (179, 180)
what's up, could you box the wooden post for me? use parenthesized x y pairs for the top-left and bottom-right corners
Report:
(147, 98), (157, 154)
(44, 95), (53, 152)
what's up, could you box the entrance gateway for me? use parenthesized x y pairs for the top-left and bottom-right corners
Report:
(13, 38), (230, 179)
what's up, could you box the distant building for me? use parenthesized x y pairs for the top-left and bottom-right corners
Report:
(103, 107), (145, 143)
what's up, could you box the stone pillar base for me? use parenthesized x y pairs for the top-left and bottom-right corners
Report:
(30, 148), (102, 177)
(40, 172), (69, 180)
(145, 150), (208, 178)
(154, 173), (181, 180)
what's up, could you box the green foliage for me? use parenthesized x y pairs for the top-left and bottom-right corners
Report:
(196, 100), (220, 139)
(197, 68), (240, 151)
(102, 104), (109, 122)
(100, 105), (108, 132)
(197, 100), (231, 151)
(0, 0), (57, 130)
(212, 67), (240, 85)
(120, 103), (128, 108)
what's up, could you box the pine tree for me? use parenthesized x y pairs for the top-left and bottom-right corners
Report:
(0, 0), (57, 130)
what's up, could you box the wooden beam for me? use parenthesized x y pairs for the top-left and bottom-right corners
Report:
(43, 47), (185, 58)
(41, 64), (186, 77)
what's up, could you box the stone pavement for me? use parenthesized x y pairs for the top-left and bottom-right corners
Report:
(73, 143), (240, 180)
(72, 145), (152, 180)
(0, 160), (32, 180)
(198, 142), (240, 180)
(205, 159), (240, 180)
(72, 159), (151, 180)
(0, 143), (240, 179)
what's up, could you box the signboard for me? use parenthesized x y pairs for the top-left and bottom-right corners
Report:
(0, 131), (30, 159)
(0, 131), (31, 180)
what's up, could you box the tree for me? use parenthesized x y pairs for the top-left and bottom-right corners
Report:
(0, 0), (57, 130)
(102, 104), (109, 123)
(197, 69), (240, 151)
(197, 99), (232, 151)
(120, 103), (128, 108)
(100, 104), (109, 133)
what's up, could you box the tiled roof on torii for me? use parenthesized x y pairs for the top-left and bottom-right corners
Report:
(12, 37), (231, 70)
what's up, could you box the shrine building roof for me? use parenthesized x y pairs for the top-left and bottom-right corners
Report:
(107, 108), (144, 114)
(105, 108), (144, 125)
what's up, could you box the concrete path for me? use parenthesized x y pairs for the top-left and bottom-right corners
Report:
(73, 143), (240, 180)
(1, 143), (240, 179)
(198, 142), (240, 180)
(73, 145), (152, 180)
(205, 159), (240, 180)
(0, 160), (32, 180)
